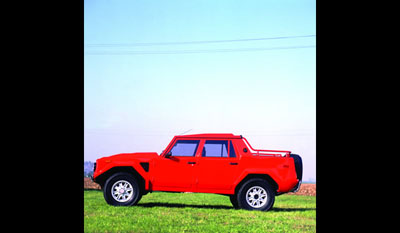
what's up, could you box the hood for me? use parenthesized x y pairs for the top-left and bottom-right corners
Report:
(100, 152), (159, 161)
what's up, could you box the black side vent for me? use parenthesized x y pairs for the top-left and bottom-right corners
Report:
(140, 162), (149, 172)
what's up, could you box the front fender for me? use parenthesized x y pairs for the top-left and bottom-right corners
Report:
(93, 160), (150, 188)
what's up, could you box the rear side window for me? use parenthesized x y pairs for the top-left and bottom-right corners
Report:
(169, 140), (200, 156)
(202, 140), (228, 157)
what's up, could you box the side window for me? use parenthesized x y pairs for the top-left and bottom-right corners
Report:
(202, 140), (228, 157)
(169, 140), (200, 156)
(229, 141), (237, 158)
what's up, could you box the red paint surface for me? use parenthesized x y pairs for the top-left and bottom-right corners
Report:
(93, 133), (300, 194)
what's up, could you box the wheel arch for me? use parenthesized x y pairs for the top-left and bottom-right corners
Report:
(234, 174), (279, 195)
(95, 166), (146, 194)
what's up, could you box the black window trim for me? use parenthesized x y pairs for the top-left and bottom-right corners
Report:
(229, 140), (237, 158)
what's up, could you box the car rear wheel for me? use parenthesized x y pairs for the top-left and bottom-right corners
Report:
(237, 178), (275, 211)
(103, 172), (142, 206)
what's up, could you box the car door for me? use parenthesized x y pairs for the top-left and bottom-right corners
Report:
(152, 139), (200, 191)
(196, 140), (240, 191)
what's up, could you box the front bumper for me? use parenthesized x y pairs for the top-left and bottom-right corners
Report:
(91, 162), (97, 182)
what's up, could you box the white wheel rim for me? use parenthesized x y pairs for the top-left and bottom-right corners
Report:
(246, 186), (268, 208)
(111, 180), (134, 203)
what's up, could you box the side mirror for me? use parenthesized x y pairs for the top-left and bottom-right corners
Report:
(165, 151), (172, 158)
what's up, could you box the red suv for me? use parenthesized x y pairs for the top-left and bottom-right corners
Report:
(92, 133), (302, 211)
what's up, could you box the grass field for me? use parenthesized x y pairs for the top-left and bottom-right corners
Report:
(84, 190), (316, 233)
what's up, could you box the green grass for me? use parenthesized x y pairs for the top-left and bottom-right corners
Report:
(84, 190), (316, 233)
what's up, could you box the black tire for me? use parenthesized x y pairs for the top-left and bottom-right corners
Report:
(237, 178), (275, 211)
(103, 172), (142, 206)
(229, 194), (240, 209)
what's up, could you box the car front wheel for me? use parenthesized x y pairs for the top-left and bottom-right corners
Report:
(229, 194), (240, 209)
(103, 172), (142, 206)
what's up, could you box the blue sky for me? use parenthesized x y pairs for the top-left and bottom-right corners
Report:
(84, 0), (316, 181)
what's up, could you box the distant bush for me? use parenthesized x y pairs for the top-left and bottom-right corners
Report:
(84, 161), (95, 177)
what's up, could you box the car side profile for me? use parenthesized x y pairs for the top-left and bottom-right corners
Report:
(92, 133), (302, 211)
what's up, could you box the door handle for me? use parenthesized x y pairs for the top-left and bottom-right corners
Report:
(230, 162), (238, 165)
(187, 162), (196, 164)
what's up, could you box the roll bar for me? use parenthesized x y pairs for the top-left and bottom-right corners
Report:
(242, 137), (291, 157)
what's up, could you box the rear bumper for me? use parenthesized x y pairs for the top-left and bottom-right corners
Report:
(290, 180), (302, 192)
(290, 153), (302, 192)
